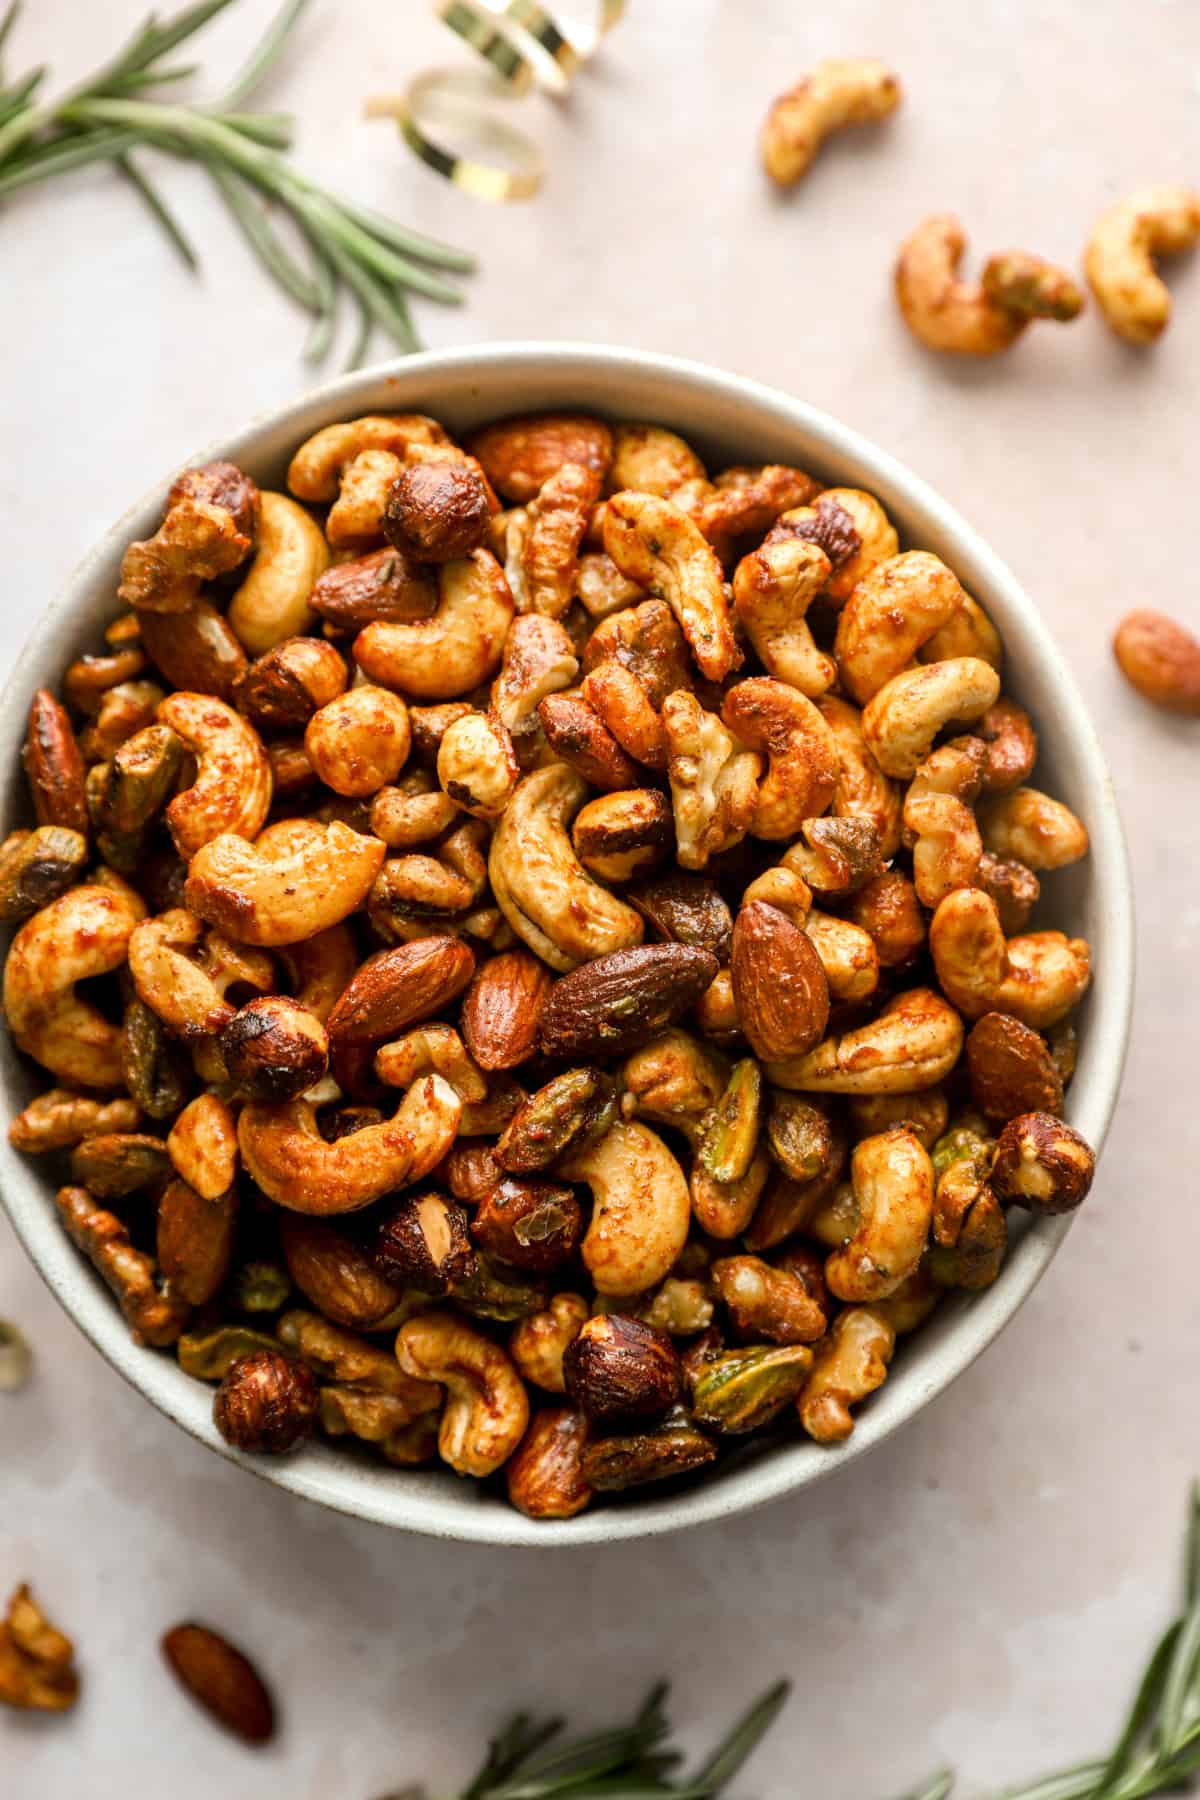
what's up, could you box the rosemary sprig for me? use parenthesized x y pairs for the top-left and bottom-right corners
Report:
(387, 1679), (791, 1800)
(403, 1487), (1200, 1800)
(0, 0), (474, 364)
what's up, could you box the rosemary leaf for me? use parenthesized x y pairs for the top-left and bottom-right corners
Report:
(0, 0), (20, 66)
(892, 1777), (955, 1800)
(218, 0), (310, 109)
(998, 1762), (1109, 1800)
(0, 0), (473, 358)
(684, 1678), (791, 1794)
(206, 155), (321, 307)
(1155, 1599), (1200, 1755)
(116, 149), (198, 268)
(1092, 1619), (1181, 1795)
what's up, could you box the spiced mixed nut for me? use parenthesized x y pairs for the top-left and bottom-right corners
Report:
(1, 407), (1098, 1520)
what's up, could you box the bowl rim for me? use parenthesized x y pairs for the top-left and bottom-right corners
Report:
(0, 341), (1134, 1546)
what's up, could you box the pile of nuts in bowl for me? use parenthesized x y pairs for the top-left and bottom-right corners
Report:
(1, 405), (1098, 1520)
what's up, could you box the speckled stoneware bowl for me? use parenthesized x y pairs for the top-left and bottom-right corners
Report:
(0, 344), (1134, 1545)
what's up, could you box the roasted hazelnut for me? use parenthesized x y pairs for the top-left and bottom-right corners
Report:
(213, 1350), (318, 1453)
(373, 1190), (476, 1293)
(506, 1407), (593, 1519)
(169, 459), (260, 539)
(383, 461), (493, 562)
(220, 996), (329, 1102)
(443, 1139), (505, 1201)
(563, 1313), (682, 1424)
(990, 1111), (1095, 1214)
(470, 1176), (583, 1272)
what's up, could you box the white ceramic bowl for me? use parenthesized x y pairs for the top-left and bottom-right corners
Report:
(0, 344), (1133, 1545)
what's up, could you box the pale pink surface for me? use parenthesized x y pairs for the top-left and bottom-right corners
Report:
(0, 0), (1195, 1793)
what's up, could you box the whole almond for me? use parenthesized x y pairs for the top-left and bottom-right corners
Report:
(24, 689), (87, 834)
(1113, 608), (1200, 715)
(156, 1177), (238, 1307)
(538, 944), (719, 1060)
(280, 1214), (404, 1329)
(731, 900), (829, 1061)
(461, 949), (553, 1070)
(161, 1623), (275, 1745)
(327, 936), (475, 1091)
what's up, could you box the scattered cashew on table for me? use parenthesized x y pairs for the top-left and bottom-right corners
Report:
(1, 397), (1103, 1523)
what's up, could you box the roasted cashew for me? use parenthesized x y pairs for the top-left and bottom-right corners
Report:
(862, 657), (1001, 780)
(662, 691), (761, 869)
(895, 215), (1084, 354)
(903, 736), (987, 907)
(395, 1309), (530, 1478)
(722, 678), (839, 840)
(817, 693), (903, 857)
(128, 908), (273, 1040)
(226, 492), (329, 656)
(304, 685), (411, 798)
(325, 449), (401, 548)
(4, 878), (146, 1086)
(606, 424), (708, 502)
(920, 592), (1003, 672)
(238, 1073), (460, 1213)
(185, 818), (385, 946)
(978, 787), (1089, 871)
(803, 911), (880, 1002)
(509, 1292), (590, 1393)
(620, 1027), (770, 1238)
(834, 551), (966, 704)
(798, 1306), (895, 1443)
(930, 887), (1090, 1027)
(825, 1128), (934, 1302)
(374, 1023), (487, 1103)
(490, 613), (579, 732)
(156, 693), (272, 857)
(761, 58), (901, 187)
(354, 550), (515, 700)
(166, 1092), (238, 1200)
(370, 771), (460, 849)
(286, 413), (447, 501)
(488, 765), (644, 972)
(772, 487), (900, 604)
(731, 537), (836, 696)
(1085, 185), (1200, 343)
(767, 987), (964, 1095)
(560, 1119), (691, 1297)
(603, 491), (740, 681)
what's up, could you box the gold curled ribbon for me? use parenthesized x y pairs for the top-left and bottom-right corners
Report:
(366, 0), (626, 200)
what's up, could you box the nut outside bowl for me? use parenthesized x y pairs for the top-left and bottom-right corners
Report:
(0, 344), (1133, 1546)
